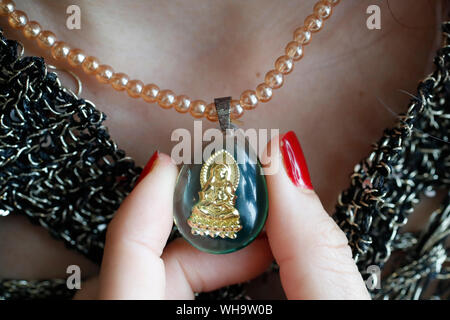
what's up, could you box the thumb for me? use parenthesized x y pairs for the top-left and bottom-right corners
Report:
(98, 151), (178, 299)
(262, 131), (370, 300)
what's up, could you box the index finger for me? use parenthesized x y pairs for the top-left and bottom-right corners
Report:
(98, 152), (178, 299)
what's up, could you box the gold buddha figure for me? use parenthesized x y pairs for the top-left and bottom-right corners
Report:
(188, 150), (242, 239)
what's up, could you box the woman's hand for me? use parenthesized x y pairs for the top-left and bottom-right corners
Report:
(75, 132), (370, 300)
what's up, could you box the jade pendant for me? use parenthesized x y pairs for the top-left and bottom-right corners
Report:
(173, 132), (268, 254)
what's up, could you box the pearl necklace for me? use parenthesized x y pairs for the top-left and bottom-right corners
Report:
(0, 0), (339, 121)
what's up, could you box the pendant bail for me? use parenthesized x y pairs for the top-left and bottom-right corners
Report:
(214, 96), (232, 132)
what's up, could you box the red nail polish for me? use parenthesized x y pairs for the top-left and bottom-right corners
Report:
(135, 151), (159, 185)
(280, 131), (313, 189)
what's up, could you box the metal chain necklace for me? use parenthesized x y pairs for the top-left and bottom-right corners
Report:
(0, 0), (339, 121)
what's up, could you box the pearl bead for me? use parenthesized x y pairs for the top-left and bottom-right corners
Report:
(142, 84), (160, 103)
(110, 72), (129, 91)
(0, 0), (15, 16)
(293, 27), (312, 45)
(82, 56), (100, 75)
(36, 30), (57, 49)
(173, 95), (191, 113)
(304, 14), (323, 33)
(314, 1), (332, 20)
(275, 55), (294, 75)
(255, 83), (273, 102)
(67, 48), (86, 67)
(8, 10), (27, 29)
(190, 100), (206, 118)
(285, 41), (303, 61)
(157, 89), (176, 109)
(205, 103), (218, 122)
(51, 42), (70, 60)
(126, 79), (144, 98)
(264, 70), (284, 89)
(240, 90), (258, 110)
(23, 21), (41, 39)
(230, 100), (244, 119)
(96, 64), (114, 84)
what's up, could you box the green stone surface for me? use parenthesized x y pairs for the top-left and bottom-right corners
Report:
(173, 135), (268, 254)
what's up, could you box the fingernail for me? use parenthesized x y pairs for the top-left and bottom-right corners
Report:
(135, 151), (159, 185)
(280, 131), (313, 189)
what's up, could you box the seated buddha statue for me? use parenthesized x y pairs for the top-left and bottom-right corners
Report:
(188, 151), (242, 239)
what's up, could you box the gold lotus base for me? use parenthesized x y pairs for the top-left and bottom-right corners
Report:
(187, 210), (242, 239)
